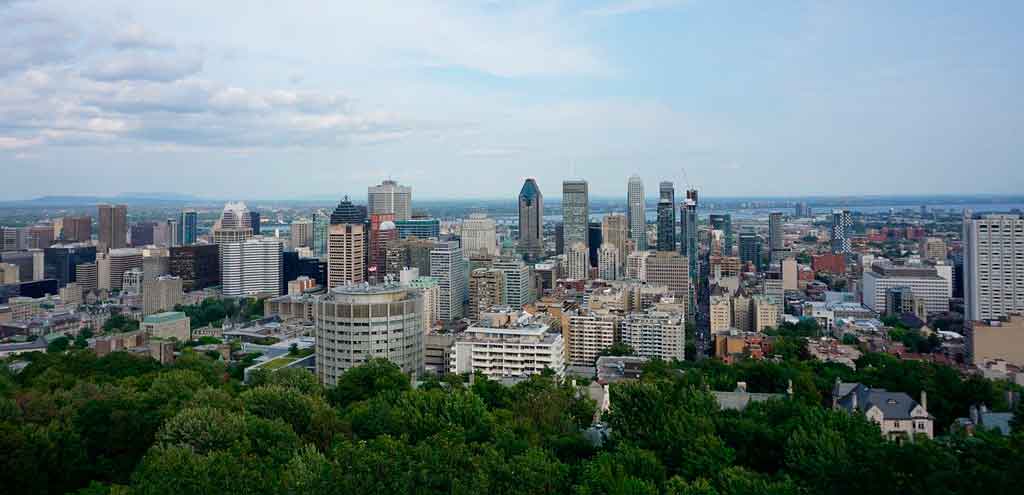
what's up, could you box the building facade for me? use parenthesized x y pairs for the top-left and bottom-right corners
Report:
(368, 180), (412, 221)
(518, 178), (544, 261)
(220, 237), (283, 297)
(627, 175), (646, 251)
(562, 179), (589, 253)
(963, 213), (1024, 321)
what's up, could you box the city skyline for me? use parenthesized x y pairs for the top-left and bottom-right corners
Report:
(2, 1), (1022, 199)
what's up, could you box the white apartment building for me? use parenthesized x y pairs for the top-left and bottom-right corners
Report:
(621, 309), (685, 361)
(964, 213), (1024, 321)
(430, 241), (467, 321)
(449, 309), (564, 378)
(221, 237), (283, 297)
(567, 310), (620, 367)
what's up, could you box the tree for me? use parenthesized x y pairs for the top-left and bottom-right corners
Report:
(47, 336), (70, 353)
(325, 358), (410, 409)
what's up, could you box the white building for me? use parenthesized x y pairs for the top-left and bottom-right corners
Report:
(565, 242), (589, 280)
(568, 310), (620, 367)
(430, 241), (467, 321)
(461, 213), (498, 257)
(449, 309), (565, 379)
(621, 309), (685, 361)
(221, 237), (283, 297)
(597, 243), (620, 281)
(492, 257), (534, 308)
(368, 179), (412, 221)
(626, 250), (650, 281)
(964, 213), (1024, 321)
(861, 262), (951, 316)
(627, 175), (646, 251)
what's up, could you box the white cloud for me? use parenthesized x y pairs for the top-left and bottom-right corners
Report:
(82, 52), (204, 82)
(583, 0), (689, 17)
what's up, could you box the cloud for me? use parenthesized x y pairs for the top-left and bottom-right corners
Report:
(112, 23), (173, 50)
(82, 52), (204, 82)
(583, 0), (689, 17)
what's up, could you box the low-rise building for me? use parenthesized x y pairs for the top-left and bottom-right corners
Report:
(832, 381), (934, 441)
(142, 311), (190, 341)
(620, 309), (685, 362)
(966, 313), (1024, 367)
(449, 309), (564, 378)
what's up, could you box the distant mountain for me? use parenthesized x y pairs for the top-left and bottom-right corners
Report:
(0, 193), (210, 207)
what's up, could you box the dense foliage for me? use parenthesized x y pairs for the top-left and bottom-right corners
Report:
(0, 349), (1021, 494)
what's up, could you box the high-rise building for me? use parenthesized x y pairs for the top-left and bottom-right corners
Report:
(430, 241), (467, 321)
(180, 210), (198, 245)
(368, 214), (397, 281)
(602, 213), (629, 275)
(220, 237), (283, 297)
(394, 219), (440, 240)
(249, 211), (261, 235)
(679, 189), (698, 311)
(659, 181), (676, 219)
(312, 211), (329, 258)
(213, 202), (254, 244)
(566, 242), (589, 280)
(97, 204), (128, 250)
(368, 179), (412, 221)
(562, 179), (589, 253)
(518, 178), (544, 261)
(739, 230), (762, 271)
(327, 198), (367, 288)
(468, 268), (505, 320)
(709, 214), (733, 255)
(831, 209), (853, 254)
(62, 216), (92, 243)
(143, 275), (183, 316)
(107, 248), (143, 291)
(646, 251), (689, 305)
(131, 222), (156, 247)
(43, 243), (96, 287)
(461, 213), (498, 258)
(588, 222), (602, 268)
(627, 175), (646, 250)
(626, 250), (650, 281)
(0, 263), (19, 285)
(169, 244), (220, 291)
(964, 213), (1024, 321)
(621, 309), (685, 362)
(657, 197), (675, 251)
(27, 225), (54, 249)
(386, 238), (439, 278)
(314, 284), (424, 385)
(492, 257), (534, 308)
(568, 310), (619, 367)
(1, 226), (28, 251)
(290, 219), (314, 249)
(768, 212), (784, 252)
(598, 243), (620, 281)
(862, 262), (951, 316)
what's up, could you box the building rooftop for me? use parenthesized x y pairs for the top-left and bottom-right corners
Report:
(143, 311), (187, 324)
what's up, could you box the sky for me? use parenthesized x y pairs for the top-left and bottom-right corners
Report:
(1, 0), (1022, 200)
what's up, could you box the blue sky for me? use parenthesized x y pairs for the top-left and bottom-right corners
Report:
(1, 0), (1021, 200)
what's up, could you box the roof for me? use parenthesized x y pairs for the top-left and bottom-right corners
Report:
(518, 178), (541, 202)
(835, 382), (928, 420)
(0, 340), (48, 352)
(713, 390), (785, 411)
(144, 311), (187, 324)
(329, 197), (367, 225)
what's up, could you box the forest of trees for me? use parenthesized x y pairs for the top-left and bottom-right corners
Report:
(1, 349), (1022, 494)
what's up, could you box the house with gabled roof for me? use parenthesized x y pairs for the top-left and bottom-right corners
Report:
(832, 379), (934, 441)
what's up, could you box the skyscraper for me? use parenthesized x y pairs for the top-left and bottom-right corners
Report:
(368, 214), (397, 281)
(180, 210), (198, 245)
(249, 211), (261, 235)
(169, 244), (220, 291)
(327, 197), (366, 288)
(709, 214), (732, 255)
(220, 236), (283, 297)
(517, 178), (544, 261)
(566, 242), (589, 280)
(431, 241), (467, 321)
(368, 179), (412, 221)
(739, 230), (762, 271)
(679, 189), (698, 312)
(130, 222), (156, 247)
(598, 243), (620, 281)
(657, 197), (675, 251)
(768, 212), (784, 252)
(602, 213), (629, 276)
(62, 216), (92, 243)
(588, 222), (602, 268)
(43, 243), (97, 287)
(831, 209), (853, 254)
(468, 268), (505, 319)
(290, 218), (314, 249)
(97, 204), (127, 250)
(492, 257), (535, 308)
(627, 175), (646, 251)
(213, 202), (254, 244)
(562, 179), (589, 253)
(461, 213), (498, 257)
(964, 213), (1024, 321)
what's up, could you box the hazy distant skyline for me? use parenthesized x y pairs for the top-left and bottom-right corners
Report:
(1, 1), (1022, 200)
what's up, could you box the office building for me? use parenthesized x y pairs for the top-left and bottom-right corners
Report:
(679, 189), (698, 302)
(884, 287), (921, 317)
(602, 213), (629, 275)
(709, 214), (733, 255)
(562, 179), (589, 253)
(27, 225), (54, 249)
(919, 237), (947, 262)
(283, 251), (327, 288)
(62, 216), (92, 243)
(461, 213), (498, 257)
(97, 204), (128, 250)
(964, 213), (1024, 322)
(143, 276), (183, 316)
(621, 309), (685, 362)
(367, 214), (397, 281)
(468, 268), (505, 320)
(431, 241), (467, 321)
(169, 244), (220, 290)
(394, 218), (440, 240)
(130, 222), (156, 247)
(862, 262), (951, 316)
(327, 197), (367, 288)
(220, 237), (283, 297)
(657, 197), (675, 251)
(450, 309), (564, 378)
(386, 237), (439, 278)
(966, 314), (1024, 367)
(626, 250), (650, 281)
(249, 211), (261, 235)
(1, 227), (28, 251)
(598, 244), (620, 281)
(627, 175), (646, 250)
(493, 257), (534, 308)
(660, 181), (676, 229)
(368, 179), (412, 221)
(646, 251), (690, 305)
(406, 274), (440, 332)
(588, 222), (602, 268)
(739, 230), (762, 271)
(768, 212), (784, 252)
(180, 210), (198, 245)
(75, 263), (97, 292)
(0, 250), (43, 283)
(518, 178), (544, 261)
(0, 263), (19, 285)
(213, 202), (253, 244)
(709, 293), (732, 332)
(831, 209), (853, 254)
(290, 219), (314, 249)
(566, 242), (589, 280)
(142, 311), (191, 341)
(752, 295), (781, 331)
(107, 248), (143, 291)
(314, 284), (424, 385)
(43, 243), (97, 287)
